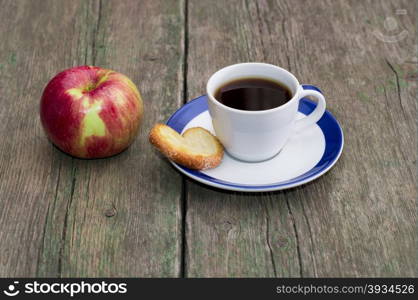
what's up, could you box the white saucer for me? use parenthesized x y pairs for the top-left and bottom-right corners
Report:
(166, 92), (343, 192)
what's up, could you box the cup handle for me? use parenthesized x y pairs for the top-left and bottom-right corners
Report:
(294, 85), (326, 132)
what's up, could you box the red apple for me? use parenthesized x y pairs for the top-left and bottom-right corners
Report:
(40, 66), (143, 158)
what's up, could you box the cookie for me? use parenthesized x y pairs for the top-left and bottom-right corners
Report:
(149, 124), (224, 170)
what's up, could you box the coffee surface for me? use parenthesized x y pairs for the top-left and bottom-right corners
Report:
(214, 78), (292, 111)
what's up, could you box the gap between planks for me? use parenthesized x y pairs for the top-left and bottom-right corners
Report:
(180, 0), (189, 278)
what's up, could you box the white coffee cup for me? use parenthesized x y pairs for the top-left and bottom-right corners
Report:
(206, 63), (326, 162)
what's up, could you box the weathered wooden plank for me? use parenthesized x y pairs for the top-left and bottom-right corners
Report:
(0, 0), (86, 276)
(185, 0), (301, 277)
(0, 0), (185, 277)
(185, 0), (416, 277)
(0, 0), (415, 278)
(0, 0), (97, 277)
(37, 0), (186, 277)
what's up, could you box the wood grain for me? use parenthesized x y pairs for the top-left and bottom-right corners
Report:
(185, 0), (416, 277)
(0, 0), (88, 277)
(0, 0), (416, 278)
(0, 0), (185, 277)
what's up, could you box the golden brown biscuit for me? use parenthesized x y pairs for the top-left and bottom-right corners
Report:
(149, 124), (224, 170)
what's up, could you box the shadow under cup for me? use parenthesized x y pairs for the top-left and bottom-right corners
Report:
(206, 63), (302, 162)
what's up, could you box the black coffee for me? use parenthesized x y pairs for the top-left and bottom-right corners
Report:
(214, 77), (292, 111)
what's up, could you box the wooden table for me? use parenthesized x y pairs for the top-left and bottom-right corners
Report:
(0, 0), (416, 277)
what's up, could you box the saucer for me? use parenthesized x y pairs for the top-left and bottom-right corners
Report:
(166, 92), (343, 192)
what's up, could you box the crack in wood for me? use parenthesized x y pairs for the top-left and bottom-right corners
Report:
(280, 19), (293, 72)
(285, 199), (303, 277)
(180, 0), (189, 279)
(180, 178), (188, 278)
(300, 200), (318, 276)
(82, 167), (91, 224)
(83, 3), (90, 66)
(92, 0), (103, 66)
(37, 156), (62, 276)
(382, 84), (415, 181)
(57, 161), (77, 277)
(385, 59), (407, 117)
(254, 0), (267, 61)
(263, 201), (277, 277)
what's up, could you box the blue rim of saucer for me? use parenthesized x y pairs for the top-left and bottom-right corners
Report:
(166, 85), (344, 191)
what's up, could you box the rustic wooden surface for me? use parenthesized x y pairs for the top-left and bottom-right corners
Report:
(0, 0), (416, 277)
